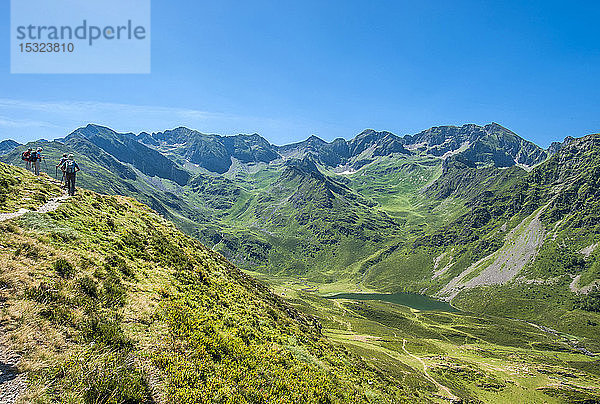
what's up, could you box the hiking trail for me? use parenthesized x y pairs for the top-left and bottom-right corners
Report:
(0, 342), (26, 404)
(0, 188), (70, 402)
(0, 192), (70, 222)
(402, 339), (458, 402)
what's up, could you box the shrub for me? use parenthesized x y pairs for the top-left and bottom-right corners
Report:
(25, 282), (60, 304)
(101, 274), (126, 308)
(53, 258), (75, 278)
(40, 304), (73, 325)
(14, 241), (40, 259)
(574, 289), (600, 312)
(80, 311), (129, 348)
(105, 254), (133, 278)
(29, 348), (149, 403)
(78, 275), (98, 298)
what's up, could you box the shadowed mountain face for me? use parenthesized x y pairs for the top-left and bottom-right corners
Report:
(138, 127), (280, 173)
(404, 123), (549, 167)
(0, 139), (21, 155)
(279, 130), (412, 169)
(280, 123), (549, 171)
(67, 124), (190, 185)
(135, 122), (548, 175)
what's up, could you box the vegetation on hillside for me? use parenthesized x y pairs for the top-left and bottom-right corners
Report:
(0, 162), (420, 403)
(3, 127), (599, 363)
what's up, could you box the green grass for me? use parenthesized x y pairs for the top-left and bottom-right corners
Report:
(255, 273), (600, 403)
(0, 161), (422, 403)
(0, 163), (62, 213)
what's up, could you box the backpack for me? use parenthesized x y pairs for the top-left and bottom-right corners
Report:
(29, 151), (38, 162)
(21, 151), (30, 161)
(64, 160), (76, 174)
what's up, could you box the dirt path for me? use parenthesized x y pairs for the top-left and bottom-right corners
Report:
(0, 342), (26, 404)
(402, 339), (458, 402)
(0, 192), (70, 222)
(0, 190), (70, 402)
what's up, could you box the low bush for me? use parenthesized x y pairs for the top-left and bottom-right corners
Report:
(53, 258), (74, 278)
(28, 348), (149, 403)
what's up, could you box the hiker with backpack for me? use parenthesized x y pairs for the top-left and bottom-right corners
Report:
(60, 154), (80, 196)
(21, 148), (32, 170)
(56, 153), (68, 188)
(31, 147), (43, 175)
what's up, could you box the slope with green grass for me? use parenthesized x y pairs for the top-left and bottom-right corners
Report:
(0, 161), (427, 403)
(0, 122), (552, 285)
(357, 134), (600, 351)
(255, 273), (600, 403)
(5, 124), (599, 353)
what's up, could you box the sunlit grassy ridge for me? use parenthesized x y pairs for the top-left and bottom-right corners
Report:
(0, 161), (424, 403)
(0, 163), (62, 213)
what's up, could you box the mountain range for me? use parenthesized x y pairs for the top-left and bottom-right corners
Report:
(2, 123), (598, 346)
(2, 122), (600, 402)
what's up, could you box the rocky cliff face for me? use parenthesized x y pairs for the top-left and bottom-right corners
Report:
(139, 127), (280, 173)
(405, 122), (548, 167)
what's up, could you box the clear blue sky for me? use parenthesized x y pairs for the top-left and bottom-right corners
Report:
(1, 0), (599, 146)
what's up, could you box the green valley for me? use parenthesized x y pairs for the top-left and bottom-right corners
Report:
(1, 121), (599, 402)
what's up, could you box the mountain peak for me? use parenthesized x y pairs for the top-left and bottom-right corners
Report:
(305, 134), (326, 144)
(483, 122), (517, 135)
(354, 129), (396, 139)
(83, 123), (115, 132)
(285, 155), (321, 174)
(405, 123), (547, 167)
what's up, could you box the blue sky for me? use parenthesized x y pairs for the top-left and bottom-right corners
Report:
(1, 1), (599, 146)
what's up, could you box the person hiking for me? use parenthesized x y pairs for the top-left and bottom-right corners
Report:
(31, 147), (43, 175)
(21, 148), (32, 170)
(60, 154), (80, 196)
(56, 153), (68, 188)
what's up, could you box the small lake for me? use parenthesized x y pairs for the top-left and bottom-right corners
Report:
(326, 292), (458, 312)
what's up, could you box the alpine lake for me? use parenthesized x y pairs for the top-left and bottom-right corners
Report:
(245, 271), (600, 403)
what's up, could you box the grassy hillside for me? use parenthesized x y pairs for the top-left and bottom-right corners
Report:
(0, 162), (426, 403)
(0, 123), (552, 291)
(0, 163), (62, 213)
(3, 161), (599, 403)
(1, 138), (211, 237)
(259, 275), (600, 404)
(3, 126), (599, 359)
(357, 135), (600, 351)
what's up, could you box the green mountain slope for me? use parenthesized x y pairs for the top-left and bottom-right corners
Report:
(0, 161), (425, 403)
(5, 123), (596, 347)
(0, 122), (559, 285)
(358, 134), (600, 350)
